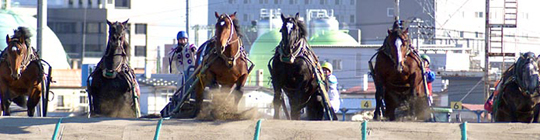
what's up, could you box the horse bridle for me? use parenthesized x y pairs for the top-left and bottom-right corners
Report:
(216, 14), (242, 68)
(5, 38), (34, 79)
(102, 27), (128, 77)
(278, 20), (305, 63)
(382, 31), (412, 69)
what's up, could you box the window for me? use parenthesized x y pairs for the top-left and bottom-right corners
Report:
(289, 0), (295, 4)
(80, 95), (88, 104)
(356, 53), (362, 76)
(335, 0), (340, 5)
(274, 0), (278, 4)
(57, 95), (64, 107)
(88, 0), (92, 8)
(244, 0), (250, 4)
(135, 46), (146, 56)
(387, 8), (395, 17)
(108, 0), (113, 4)
(304, 0), (309, 4)
(319, 0), (325, 4)
(332, 59), (342, 71)
(135, 23), (147, 34)
(259, 0), (263, 4)
(350, 15), (355, 23)
(50, 22), (77, 33)
(85, 45), (101, 52)
(63, 44), (77, 53)
(68, 0), (74, 7)
(79, 0), (83, 7)
(115, 0), (130, 8)
(350, 0), (355, 5)
(229, 0), (235, 4)
(475, 12), (483, 18)
(86, 22), (100, 33)
(459, 31), (464, 38)
(243, 14), (248, 21)
(98, 0), (102, 6)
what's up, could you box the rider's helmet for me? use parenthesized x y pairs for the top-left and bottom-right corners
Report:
(177, 31), (188, 40)
(321, 62), (333, 73)
(421, 54), (431, 64)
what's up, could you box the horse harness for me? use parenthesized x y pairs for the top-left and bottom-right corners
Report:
(215, 14), (246, 68)
(1, 39), (39, 76)
(495, 56), (540, 122)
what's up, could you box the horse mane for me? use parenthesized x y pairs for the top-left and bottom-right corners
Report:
(231, 16), (243, 38)
(296, 19), (308, 39)
(13, 27), (32, 47)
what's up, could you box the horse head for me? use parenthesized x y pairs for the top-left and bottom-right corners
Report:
(102, 19), (129, 79)
(385, 20), (411, 73)
(515, 52), (540, 96)
(5, 27), (32, 80)
(214, 12), (242, 67)
(278, 13), (307, 63)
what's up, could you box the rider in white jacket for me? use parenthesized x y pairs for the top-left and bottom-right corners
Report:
(169, 31), (198, 89)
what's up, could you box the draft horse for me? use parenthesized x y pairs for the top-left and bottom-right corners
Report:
(87, 20), (141, 118)
(269, 13), (334, 120)
(370, 20), (430, 121)
(493, 52), (540, 122)
(193, 12), (252, 116)
(0, 27), (44, 116)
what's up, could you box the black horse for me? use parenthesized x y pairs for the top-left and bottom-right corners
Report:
(87, 20), (140, 118)
(493, 52), (540, 122)
(269, 13), (334, 120)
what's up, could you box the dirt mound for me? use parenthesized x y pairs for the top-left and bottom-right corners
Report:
(196, 90), (260, 121)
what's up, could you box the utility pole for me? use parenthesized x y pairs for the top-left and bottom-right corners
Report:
(394, 0), (400, 20)
(484, 0), (490, 101)
(81, 4), (88, 64)
(186, 0), (189, 37)
(37, 0), (47, 117)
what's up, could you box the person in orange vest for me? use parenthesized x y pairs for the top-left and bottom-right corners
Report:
(421, 54), (435, 103)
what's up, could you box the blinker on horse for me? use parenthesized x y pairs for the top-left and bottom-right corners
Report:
(0, 27), (43, 117)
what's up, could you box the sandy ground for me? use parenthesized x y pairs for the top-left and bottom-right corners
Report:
(1, 117), (540, 140)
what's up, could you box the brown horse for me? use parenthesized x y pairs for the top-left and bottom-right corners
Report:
(370, 20), (429, 121)
(0, 27), (43, 116)
(87, 20), (140, 118)
(493, 52), (540, 122)
(193, 12), (252, 116)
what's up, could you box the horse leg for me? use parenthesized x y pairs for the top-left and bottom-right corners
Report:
(1, 89), (12, 116)
(306, 93), (324, 120)
(233, 74), (248, 106)
(194, 72), (214, 118)
(26, 86), (42, 117)
(373, 82), (384, 120)
(384, 92), (399, 121)
(272, 80), (283, 119)
(0, 85), (8, 116)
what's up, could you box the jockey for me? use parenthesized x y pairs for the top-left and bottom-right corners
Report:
(169, 31), (198, 89)
(322, 62), (341, 113)
(421, 54), (435, 104)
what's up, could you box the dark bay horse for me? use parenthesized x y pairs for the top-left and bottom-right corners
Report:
(370, 21), (429, 121)
(493, 52), (540, 122)
(193, 12), (252, 116)
(269, 13), (331, 120)
(87, 20), (140, 118)
(0, 27), (43, 116)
